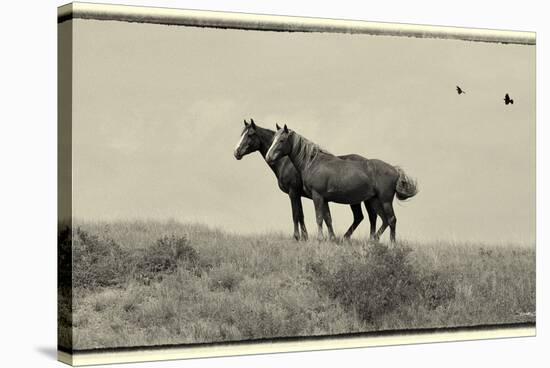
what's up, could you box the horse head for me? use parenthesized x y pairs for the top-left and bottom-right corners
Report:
(266, 124), (292, 164)
(233, 118), (261, 160)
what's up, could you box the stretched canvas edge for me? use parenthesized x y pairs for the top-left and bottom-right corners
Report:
(58, 3), (74, 361)
(56, 1), (536, 366)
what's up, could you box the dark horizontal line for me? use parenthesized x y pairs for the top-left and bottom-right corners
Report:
(59, 321), (535, 355)
(57, 3), (535, 46)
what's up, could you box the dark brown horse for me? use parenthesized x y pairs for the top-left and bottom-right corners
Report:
(265, 124), (418, 243)
(234, 119), (380, 241)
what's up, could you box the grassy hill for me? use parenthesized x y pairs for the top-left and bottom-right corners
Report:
(59, 220), (535, 350)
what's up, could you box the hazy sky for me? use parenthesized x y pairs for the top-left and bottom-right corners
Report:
(72, 19), (535, 244)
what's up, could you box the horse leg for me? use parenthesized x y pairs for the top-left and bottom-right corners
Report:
(294, 193), (308, 241)
(322, 201), (336, 242)
(372, 198), (388, 241)
(382, 201), (397, 243)
(289, 191), (301, 241)
(364, 199), (377, 240)
(343, 204), (364, 240)
(299, 219), (308, 241)
(312, 191), (325, 241)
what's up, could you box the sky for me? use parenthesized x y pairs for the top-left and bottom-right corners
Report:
(71, 19), (535, 244)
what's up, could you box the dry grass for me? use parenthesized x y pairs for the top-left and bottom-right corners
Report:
(61, 220), (535, 350)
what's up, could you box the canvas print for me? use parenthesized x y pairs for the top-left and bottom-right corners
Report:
(58, 2), (536, 365)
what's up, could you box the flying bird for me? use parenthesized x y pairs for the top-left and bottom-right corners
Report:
(504, 93), (514, 105)
(456, 86), (466, 95)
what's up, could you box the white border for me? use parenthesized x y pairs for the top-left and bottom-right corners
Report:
(60, 327), (535, 366)
(58, 2), (535, 45)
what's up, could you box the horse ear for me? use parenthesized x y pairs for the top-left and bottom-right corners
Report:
(276, 123), (281, 130)
(244, 119), (249, 127)
(250, 119), (256, 128)
(284, 124), (289, 133)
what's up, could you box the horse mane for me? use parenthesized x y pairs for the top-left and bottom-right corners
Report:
(291, 131), (333, 168)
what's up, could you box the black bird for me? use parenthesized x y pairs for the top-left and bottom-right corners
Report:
(456, 86), (465, 95)
(504, 93), (514, 105)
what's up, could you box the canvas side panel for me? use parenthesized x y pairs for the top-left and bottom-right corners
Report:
(58, 12), (74, 359)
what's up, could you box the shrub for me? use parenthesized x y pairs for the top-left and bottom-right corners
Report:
(64, 229), (207, 289)
(132, 235), (203, 283)
(309, 243), (419, 322)
(308, 243), (456, 323)
(72, 228), (128, 289)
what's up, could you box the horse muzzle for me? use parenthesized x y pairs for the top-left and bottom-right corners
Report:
(234, 150), (243, 160)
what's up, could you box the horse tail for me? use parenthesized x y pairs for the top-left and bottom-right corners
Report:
(394, 166), (418, 201)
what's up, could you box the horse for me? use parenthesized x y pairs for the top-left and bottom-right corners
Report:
(234, 119), (381, 241)
(265, 124), (418, 243)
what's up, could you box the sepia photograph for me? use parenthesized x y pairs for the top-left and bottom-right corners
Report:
(57, 2), (535, 365)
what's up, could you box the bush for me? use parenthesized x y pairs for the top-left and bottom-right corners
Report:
(70, 229), (205, 289)
(132, 235), (203, 284)
(308, 243), (455, 323)
(309, 243), (418, 322)
(72, 228), (128, 289)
